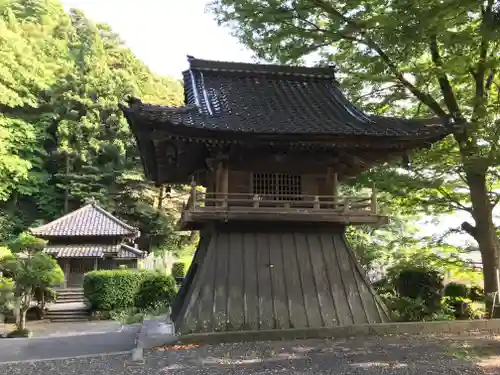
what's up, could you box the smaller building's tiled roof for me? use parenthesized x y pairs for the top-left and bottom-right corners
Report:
(43, 243), (145, 259)
(44, 244), (115, 258)
(30, 203), (139, 238)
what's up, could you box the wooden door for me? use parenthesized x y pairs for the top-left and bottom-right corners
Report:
(67, 258), (95, 287)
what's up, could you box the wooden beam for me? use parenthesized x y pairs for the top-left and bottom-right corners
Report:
(221, 162), (229, 207)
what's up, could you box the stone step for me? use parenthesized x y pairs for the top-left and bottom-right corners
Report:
(56, 294), (85, 299)
(48, 317), (90, 322)
(55, 290), (83, 295)
(46, 309), (88, 314)
(54, 300), (85, 304)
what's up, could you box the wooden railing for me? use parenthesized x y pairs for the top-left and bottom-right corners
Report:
(184, 190), (378, 215)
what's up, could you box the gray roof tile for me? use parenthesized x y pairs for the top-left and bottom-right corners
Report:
(30, 203), (139, 238)
(44, 243), (145, 259)
(122, 57), (449, 137)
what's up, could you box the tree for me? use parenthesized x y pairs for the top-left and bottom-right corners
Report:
(0, 232), (63, 331)
(0, 0), (186, 256)
(210, 0), (500, 305)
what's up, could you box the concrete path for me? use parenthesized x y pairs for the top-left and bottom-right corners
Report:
(0, 323), (141, 363)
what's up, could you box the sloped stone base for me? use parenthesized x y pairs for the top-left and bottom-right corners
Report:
(171, 224), (389, 334)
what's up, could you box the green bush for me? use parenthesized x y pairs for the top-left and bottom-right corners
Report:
(394, 268), (443, 313)
(443, 296), (473, 319)
(135, 272), (176, 310)
(384, 295), (454, 322)
(0, 277), (14, 313)
(83, 270), (144, 311)
(465, 301), (486, 319)
(444, 282), (469, 298)
(171, 262), (186, 279)
(372, 277), (394, 295)
(32, 287), (56, 309)
(468, 286), (485, 302)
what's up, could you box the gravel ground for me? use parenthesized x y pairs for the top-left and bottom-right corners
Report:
(1, 334), (500, 374)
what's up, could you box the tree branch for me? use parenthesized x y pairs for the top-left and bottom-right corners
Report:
(428, 34), (463, 120)
(471, 0), (494, 120)
(310, 0), (449, 119)
(461, 221), (477, 240)
(352, 84), (401, 103)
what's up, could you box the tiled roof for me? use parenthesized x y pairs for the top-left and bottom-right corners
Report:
(122, 56), (449, 138)
(44, 244), (113, 258)
(30, 203), (139, 238)
(44, 243), (145, 259)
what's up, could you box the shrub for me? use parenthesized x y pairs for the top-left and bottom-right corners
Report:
(468, 286), (485, 302)
(372, 277), (394, 295)
(443, 296), (473, 319)
(386, 295), (454, 322)
(135, 272), (176, 310)
(444, 282), (469, 298)
(394, 268), (443, 313)
(171, 262), (186, 279)
(0, 277), (14, 313)
(83, 270), (144, 311)
(26, 306), (43, 320)
(465, 301), (486, 319)
(32, 287), (56, 310)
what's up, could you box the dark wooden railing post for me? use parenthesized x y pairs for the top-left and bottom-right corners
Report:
(313, 196), (320, 209)
(343, 198), (350, 213)
(371, 182), (378, 214)
(253, 194), (259, 208)
(332, 172), (338, 209)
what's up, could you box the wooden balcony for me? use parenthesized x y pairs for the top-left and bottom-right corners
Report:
(179, 190), (388, 230)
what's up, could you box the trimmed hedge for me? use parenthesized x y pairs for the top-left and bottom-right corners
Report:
(84, 269), (177, 312)
(394, 268), (443, 313)
(135, 272), (176, 310)
(84, 270), (144, 311)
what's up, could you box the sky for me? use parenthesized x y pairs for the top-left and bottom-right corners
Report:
(61, 0), (255, 79)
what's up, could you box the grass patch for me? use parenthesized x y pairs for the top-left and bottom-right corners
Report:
(110, 302), (171, 325)
(447, 341), (500, 361)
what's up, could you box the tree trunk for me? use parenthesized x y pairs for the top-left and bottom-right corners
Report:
(466, 171), (500, 316)
(64, 153), (70, 214)
(18, 307), (27, 331)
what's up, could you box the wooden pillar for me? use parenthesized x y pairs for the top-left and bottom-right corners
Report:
(64, 260), (70, 288)
(190, 177), (197, 208)
(216, 161), (229, 206)
(327, 167), (339, 208)
(221, 162), (229, 207)
(94, 257), (98, 271)
(332, 172), (339, 197)
(371, 181), (378, 214)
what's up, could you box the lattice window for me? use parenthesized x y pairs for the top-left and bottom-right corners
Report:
(252, 173), (302, 200)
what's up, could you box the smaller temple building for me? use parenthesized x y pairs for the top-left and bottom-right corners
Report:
(29, 202), (145, 288)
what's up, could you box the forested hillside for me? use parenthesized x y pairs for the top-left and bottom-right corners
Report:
(0, 0), (185, 252)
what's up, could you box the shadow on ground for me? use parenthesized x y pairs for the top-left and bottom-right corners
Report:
(1, 333), (500, 374)
(144, 334), (500, 375)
